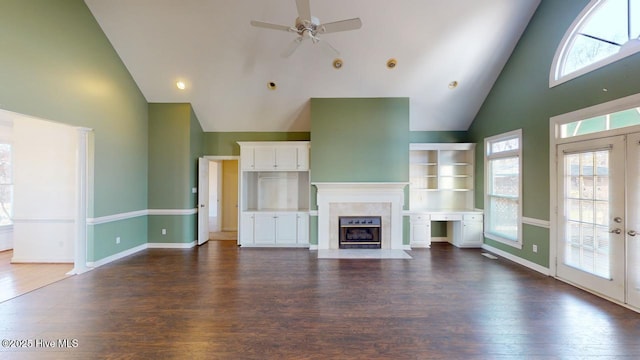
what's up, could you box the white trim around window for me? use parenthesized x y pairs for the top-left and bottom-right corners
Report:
(484, 129), (523, 249)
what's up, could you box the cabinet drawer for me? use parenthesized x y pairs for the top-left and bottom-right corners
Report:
(411, 214), (430, 223)
(430, 214), (462, 221)
(464, 214), (483, 222)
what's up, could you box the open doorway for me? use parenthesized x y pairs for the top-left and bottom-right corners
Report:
(0, 109), (83, 302)
(205, 157), (239, 242)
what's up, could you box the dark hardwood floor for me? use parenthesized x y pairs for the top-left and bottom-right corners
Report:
(1, 241), (639, 359)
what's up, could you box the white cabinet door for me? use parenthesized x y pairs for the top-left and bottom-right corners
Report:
(240, 213), (255, 245)
(410, 215), (431, 248)
(275, 213), (298, 244)
(295, 145), (309, 171)
(254, 147), (277, 170)
(253, 213), (276, 244)
(296, 213), (309, 244)
(453, 215), (483, 248)
(240, 143), (309, 171)
(462, 220), (483, 247)
(275, 147), (298, 170)
(240, 146), (256, 170)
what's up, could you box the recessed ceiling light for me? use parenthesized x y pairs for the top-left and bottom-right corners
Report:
(333, 58), (343, 69)
(267, 81), (277, 90)
(448, 81), (459, 89)
(387, 58), (397, 69)
(176, 81), (186, 90)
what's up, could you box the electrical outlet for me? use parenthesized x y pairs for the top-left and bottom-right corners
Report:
(532, 244), (538, 253)
(162, 229), (167, 235)
(116, 237), (121, 244)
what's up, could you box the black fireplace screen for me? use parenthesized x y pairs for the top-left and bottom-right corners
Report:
(338, 216), (381, 249)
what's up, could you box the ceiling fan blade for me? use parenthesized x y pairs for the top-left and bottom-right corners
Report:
(250, 20), (293, 32)
(295, 0), (312, 21)
(319, 18), (362, 34)
(282, 37), (303, 58)
(318, 39), (340, 57)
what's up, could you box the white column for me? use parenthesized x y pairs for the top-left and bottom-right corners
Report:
(69, 127), (93, 275)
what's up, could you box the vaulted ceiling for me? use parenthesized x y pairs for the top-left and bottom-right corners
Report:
(84, 0), (541, 132)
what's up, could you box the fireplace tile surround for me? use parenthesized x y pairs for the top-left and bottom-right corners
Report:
(313, 182), (408, 251)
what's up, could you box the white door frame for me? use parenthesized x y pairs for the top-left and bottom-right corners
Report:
(550, 93), (640, 276)
(550, 93), (640, 306)
(0, 108), (91, 273)
(197, 157), (210, 246)
(203, 155), (240, 244)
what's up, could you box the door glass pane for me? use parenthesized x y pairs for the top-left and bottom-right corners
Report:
(563, 149), (611, 279)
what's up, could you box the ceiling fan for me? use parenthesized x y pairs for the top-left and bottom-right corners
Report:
(250, 0), (362, 58)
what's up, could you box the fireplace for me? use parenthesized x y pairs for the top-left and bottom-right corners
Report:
(339, 216), (381, 249)
(313, 182), (408, 250)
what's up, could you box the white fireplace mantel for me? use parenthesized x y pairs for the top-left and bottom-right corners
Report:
(313, 182), (408, 250)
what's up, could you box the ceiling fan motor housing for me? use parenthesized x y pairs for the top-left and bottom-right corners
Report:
(295, 16), (319, 35)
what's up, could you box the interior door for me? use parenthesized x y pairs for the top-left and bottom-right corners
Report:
(557, 135), (626, 302)
(627, 132), (640, 309)
(197, 158), (210, 246)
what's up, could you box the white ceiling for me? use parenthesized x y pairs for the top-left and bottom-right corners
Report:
(84, 0), (541, 132)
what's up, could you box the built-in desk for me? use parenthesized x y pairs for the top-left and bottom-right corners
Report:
(404, 210), (483, 248)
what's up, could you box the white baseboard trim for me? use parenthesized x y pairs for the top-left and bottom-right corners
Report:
(11, 258), (73, 264)
(87, 243), (147, 268)
(148, 241), (196, 249)
(431, 237), (450, 243)
(482, 243), (550, 276)
(402, 245), (412, 250)
(87, 241), (197, 268)
(410, 243), (430, 248)
(309, 244), (318, 250)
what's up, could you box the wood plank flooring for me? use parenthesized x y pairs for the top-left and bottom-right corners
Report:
(1, 242), (640, 359)
(0, 250), (72, 304)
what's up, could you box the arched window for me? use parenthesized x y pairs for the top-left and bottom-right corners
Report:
(550, 0), (640, 87)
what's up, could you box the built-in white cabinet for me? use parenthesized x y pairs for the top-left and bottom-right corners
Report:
(239, 142), (309, 171)
(410, 214), (431, 248)
(238, 141), (310, 247)
(410, 143), (475, 211)
(408, 143), (483, 248)
(240, 212), (309, 246)
(452, 214), (484, 248)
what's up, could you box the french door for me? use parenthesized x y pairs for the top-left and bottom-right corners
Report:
(557, 133), (640, 309)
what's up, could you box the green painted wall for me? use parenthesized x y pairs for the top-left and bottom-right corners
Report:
(148, 215), (197, 244)
(468, 0), (640, 266)
(0, 0), (149, 261)
(203, 132), (310, 155)
(148, 103), (203, 244)
(308, 98), (410, 245)
(310, 98), (410, 182)
(90, 217), (148, 261)
(149, 104), (194, 209)
(410, 131), (469, 143)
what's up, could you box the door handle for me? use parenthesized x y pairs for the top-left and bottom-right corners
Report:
(628, 230), (637, 237)
(609, 228), (622, 234)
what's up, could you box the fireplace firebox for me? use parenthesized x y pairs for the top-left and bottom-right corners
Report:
(339, 216), (381, 249)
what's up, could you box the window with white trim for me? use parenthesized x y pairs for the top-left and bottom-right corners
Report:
(550, 0), (640, 87)
(485, 130), (522, 248)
